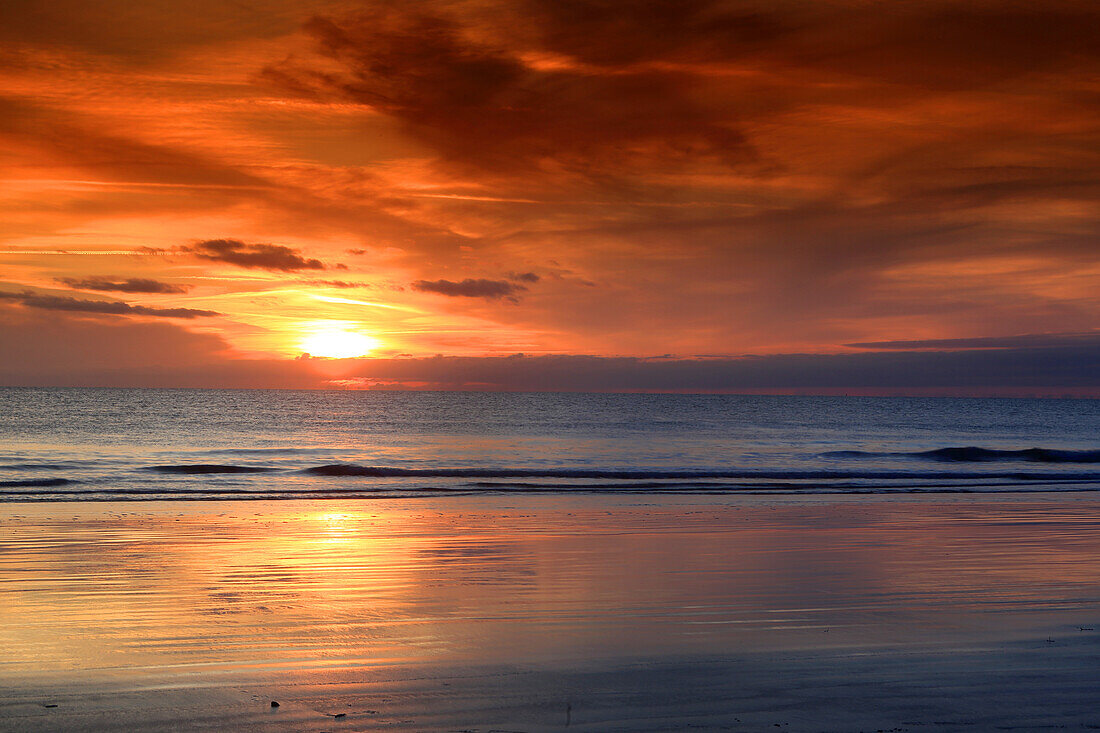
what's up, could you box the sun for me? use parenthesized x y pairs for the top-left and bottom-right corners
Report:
(299, 323), (380, 358)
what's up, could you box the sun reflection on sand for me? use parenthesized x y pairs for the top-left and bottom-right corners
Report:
(3, 496), (1100, 730)
(314, 511), (356, 533)
(4, 499), (1100, 666)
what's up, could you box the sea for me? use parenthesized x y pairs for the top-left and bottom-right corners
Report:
(1, 387), (1099, 502)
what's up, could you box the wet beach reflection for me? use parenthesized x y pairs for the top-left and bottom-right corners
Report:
(2, 495), (1100, 730)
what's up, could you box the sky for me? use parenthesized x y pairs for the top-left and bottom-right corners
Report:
(1, 0), (1098, 393)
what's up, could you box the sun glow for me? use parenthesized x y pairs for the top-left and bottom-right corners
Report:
(299, 322), (380, 358)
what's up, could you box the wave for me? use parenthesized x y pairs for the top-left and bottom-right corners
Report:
(921, 447), (1100, 463)
(146, 464), (278, 474)
(4, 459), (1100, 502)
(827, 444), (1100, 462)
(0, 478), (78, 487)
(0, 463), (74, 471)
(201, 447), (338, 455)
(303, 464), (893, 479)
(824, 447), (1100, 463)
(303, 463), (1100, 482)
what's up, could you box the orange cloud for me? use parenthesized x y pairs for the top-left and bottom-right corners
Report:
(183, 239), (329, 271)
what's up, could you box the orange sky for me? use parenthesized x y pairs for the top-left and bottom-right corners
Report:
(2, 0), (1099, 391)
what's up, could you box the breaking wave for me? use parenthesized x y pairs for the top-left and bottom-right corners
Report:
(5, 456), (1100, 502)
(825, 447), (1100, 463)
(0, 478), (78, 488)
(303, 463), (1100, 482)
(146, 464), (279, 474)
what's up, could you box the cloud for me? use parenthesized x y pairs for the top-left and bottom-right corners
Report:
(521, 0), (787, 66)
(3, 0), (1098, 367)
(0, 308), (230, 382)
(266, 0), (1100, 183)
(263, 1), (758, 175)
(0, 97), (270, 191)
(412, 278), (527, 300)
(808, 5), (1100, 90)
(252, 0), (1100, 351)
(56, 277), (191, 294)
(847, 332), (1100, 351)
(8, 346), (1098, 394)
(0, 291), (219, 318)
(183, 239), (326, 271)
(333, 347), (1100, 393)
(0, 0), (319, 58)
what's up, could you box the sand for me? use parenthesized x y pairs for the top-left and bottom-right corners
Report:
(2, 494), (1099, 732)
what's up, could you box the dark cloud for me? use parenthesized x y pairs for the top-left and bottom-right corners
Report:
(336, 347), (1100, 392)
(0, 307), (229, 381)
(56, 277), (191, 294)
(11, 346), (1097, 393)
(3, 308), (1098, 393)
(256, 1), (1100, 346)
(523, 0), (787, 67)
(0, 291), (219, 319)
(412, 278), (527, 300)
(0, 307), (317, 389)
(807, 5), (1100, 90)
(264, 2), (755, 174)
(510, 272), (540, 283)
(848, 332), (1100, 351)
(183, 239), (326, 271)
(266, 0), (1100, 180)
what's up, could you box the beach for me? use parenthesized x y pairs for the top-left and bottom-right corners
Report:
(3, 493), (1100, 732)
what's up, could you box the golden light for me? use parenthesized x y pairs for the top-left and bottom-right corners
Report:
(298, 322), (380, 358)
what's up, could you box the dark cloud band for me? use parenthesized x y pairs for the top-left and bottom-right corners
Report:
(0, 291), (219, 319)
(184, 239), (326, 271)
(56, 277), (191, 294)
(412, 278), (528, 300)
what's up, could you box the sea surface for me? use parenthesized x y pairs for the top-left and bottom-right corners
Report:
(4, 388), (1100, 730)
(1, 387), (1099, 501)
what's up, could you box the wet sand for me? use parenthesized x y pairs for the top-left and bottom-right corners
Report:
(2, 494), (1100, 731)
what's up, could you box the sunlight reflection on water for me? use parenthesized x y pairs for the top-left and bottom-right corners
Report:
(4, 494), (1100, 687)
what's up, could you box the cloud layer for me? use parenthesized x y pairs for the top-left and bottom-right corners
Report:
(0, 0), (1097, 390)
(57, 277), (191, 294)
(183, 239), (327, 272)
(3, 344), (1098, 395)
(0, 291), (219, 319)
(412, 278), (527, 300)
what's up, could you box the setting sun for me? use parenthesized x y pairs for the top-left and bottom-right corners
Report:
(299, 323), (379, 359)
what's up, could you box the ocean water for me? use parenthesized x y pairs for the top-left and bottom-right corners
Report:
(1, 387), (1098, 501)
